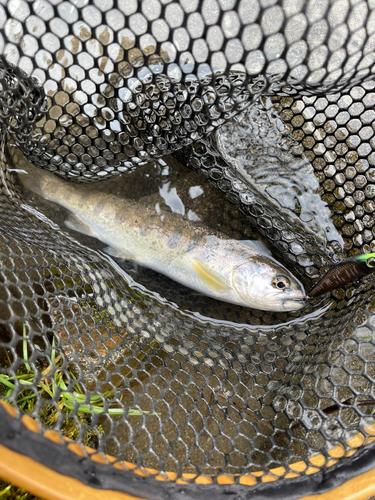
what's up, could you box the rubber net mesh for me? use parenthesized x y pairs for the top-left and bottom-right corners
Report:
(1, 0), (375, 491)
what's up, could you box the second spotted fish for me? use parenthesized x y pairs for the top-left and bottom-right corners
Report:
(18, 163), (305, 312)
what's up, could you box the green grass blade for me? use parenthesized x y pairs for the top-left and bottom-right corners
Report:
(39, 380), (55, 399)
(0, 484), (11, 496)
(16, 393), (37, 405)
(0, 377), (15, 390)
(0, 375), (34, 387)
(51, 336), (56, 365)
(22, 323), (31, 373)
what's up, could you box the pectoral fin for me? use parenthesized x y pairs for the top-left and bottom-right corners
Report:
(104, 246), (135, 261)
(192, 259), (230, 293)
(65, 214), (94, 236)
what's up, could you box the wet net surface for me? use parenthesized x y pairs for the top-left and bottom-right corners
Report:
(1, 1), (375, 498)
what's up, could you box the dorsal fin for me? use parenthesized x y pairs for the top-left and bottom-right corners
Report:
(241, 239), (272, 257)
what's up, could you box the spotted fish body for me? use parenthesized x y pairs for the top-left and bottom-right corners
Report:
(309, 254), (375, 298)
(19, 164), (305, 312)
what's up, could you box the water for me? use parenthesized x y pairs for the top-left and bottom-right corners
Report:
(216, 97), (344, 251)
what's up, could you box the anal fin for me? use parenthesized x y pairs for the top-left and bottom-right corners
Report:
(65, 214), (94, 236)
(104, 246), (135, 261)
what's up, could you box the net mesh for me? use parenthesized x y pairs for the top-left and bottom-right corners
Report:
(0, 0), (375, 495)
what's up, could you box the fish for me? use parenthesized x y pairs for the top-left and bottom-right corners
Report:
(18, 164), (305, 312)
(308, 253), (375, 298)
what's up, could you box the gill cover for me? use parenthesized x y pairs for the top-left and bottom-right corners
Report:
(232, 258), (273, 307)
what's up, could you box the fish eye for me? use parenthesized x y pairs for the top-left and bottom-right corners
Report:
(367, 257), (375, 268)
(272, 275), (290, 290)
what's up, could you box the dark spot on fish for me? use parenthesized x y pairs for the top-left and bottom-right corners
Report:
(186, 234), (202, 252)
(309, 260), (367, 297)
(139, 224), (152, 236)
(167, 231), (182, 249)
(94, 200), (107, 215)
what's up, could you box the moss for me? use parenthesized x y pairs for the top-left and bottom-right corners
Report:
(0, 479), (45, 500)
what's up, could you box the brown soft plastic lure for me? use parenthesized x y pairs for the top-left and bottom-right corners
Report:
(309, 253), (375, 298)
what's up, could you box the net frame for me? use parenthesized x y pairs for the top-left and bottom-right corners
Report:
(2, 401), (375, 500)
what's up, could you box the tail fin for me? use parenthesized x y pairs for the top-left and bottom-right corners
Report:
(13, 148), (60, 202)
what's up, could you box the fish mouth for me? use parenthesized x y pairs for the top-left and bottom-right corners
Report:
(281, 298), (305, 311)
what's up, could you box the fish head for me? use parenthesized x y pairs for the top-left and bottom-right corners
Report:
(232, 257), (305, 312)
